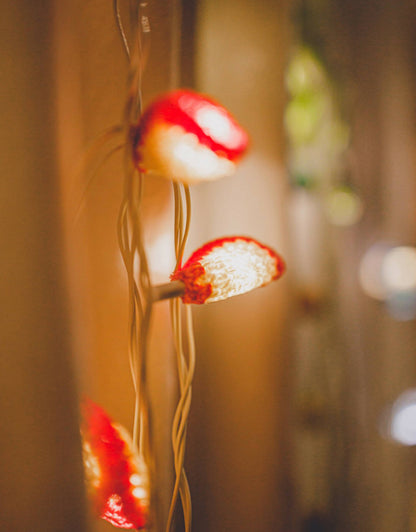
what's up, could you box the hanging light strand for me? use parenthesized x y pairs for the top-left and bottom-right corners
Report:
(166, 182), (194, 532)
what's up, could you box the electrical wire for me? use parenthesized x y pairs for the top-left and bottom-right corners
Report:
(166, 183), (194, 532)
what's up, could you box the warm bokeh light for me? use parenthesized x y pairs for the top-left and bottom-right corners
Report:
(171, 236), (285, 304)
(382, 246), (416, 293)
(359, 244), (416, 320)
(285, 46), (351, 194)
(285, 47), (326, 97)
(284, 48), (327, 148)
(390, 390), (416, 446)
(324, 186), (364, 227)
(382, 246), (416, 320)
(359, 242), (392, 301)
(285, 92), (326, 144)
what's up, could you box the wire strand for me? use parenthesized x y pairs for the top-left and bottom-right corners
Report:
(113, 0), (131, 58)
(115, 4), (155, 528)
(166, 182), (194, 532)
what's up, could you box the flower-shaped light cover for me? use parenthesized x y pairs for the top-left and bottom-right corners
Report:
(132, 89), (249, 184)
(81, 398), (149, 530)
(171, 236), (286, 304)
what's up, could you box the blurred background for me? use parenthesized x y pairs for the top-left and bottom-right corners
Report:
(1, 0), (416, 531)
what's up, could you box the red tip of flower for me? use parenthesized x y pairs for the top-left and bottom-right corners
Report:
(171, 236), (286, 304)
(81, 398), (149, 530)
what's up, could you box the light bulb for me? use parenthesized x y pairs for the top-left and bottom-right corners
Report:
(81, 399), (149, 529)
(171, 236), (285, 304)
(132, 89), (249, 184)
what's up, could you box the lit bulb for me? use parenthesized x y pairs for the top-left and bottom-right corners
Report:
(132, 89), (249, 184)
(171, 236), (285, 304)
(81, 399), (149, 529)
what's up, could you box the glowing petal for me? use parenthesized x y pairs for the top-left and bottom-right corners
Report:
(132, 89), (248, 184)
(171, 236), (285, 304)
(81, 399), (149, 530)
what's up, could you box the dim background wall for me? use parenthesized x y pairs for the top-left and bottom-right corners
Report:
(0, 1), (87, 530)
(187, 1), (292, 531)
(327, 2), (416, 531)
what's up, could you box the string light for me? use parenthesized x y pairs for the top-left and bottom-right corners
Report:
(131, 89), (249, 184)
(81, 399), (150, 530)
(170, 236), (285, 304)
(85, 9), (275, 532)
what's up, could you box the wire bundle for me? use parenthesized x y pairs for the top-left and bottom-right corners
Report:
(81, 3), (286, 532)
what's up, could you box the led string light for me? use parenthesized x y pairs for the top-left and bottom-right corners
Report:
(170, 236), (286, 304)
(80, 4), (286, 531)
(132, 89), (249, 184)
(128, 87), (249, 531)
(81, 398), (150, 529)
(118, 0), (153, 466)
(114, 2), (155, 529)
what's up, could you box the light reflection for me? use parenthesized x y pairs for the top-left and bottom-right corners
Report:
(129, 473), (142, 486)
(390, 390), (416, 445)
(194, 105), (242, 148)
(177, 94), (247, 149)
(132, 487), (148, 500)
